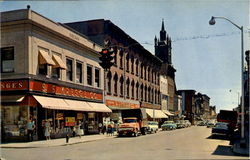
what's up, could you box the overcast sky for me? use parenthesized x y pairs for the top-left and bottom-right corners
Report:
(1, 0), (250, 112)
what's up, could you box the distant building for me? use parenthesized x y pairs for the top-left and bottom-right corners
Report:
(178, 90), (196, 124)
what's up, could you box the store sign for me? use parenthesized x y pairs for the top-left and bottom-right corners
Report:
(140, 102), (161, 110)
(106, 100), (140, 109)
(29, 80), (103, 101)
(56, 113), (64, 120)
(77, 113), (83, 120)
(0, 80), (28, 91)
(65, 117), (75, 126)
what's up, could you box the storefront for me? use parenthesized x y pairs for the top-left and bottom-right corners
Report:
(1, 79), (112, 142)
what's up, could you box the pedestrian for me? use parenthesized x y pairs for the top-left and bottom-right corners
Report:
(98, 122), (103, 134)
(27, 118), (35, 142)
(102, 124), (106, 135)
(44, 119), (51, 140)
(76, 121), (83, 138)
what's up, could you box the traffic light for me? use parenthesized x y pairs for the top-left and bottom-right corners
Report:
(99, 49), (114, 70)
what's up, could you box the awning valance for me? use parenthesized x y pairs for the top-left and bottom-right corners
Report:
(1, 95), (25, 103)
(88, 102), (112, 113)
(52, 54), (66, 69)
(39, 50), (55, 65)
(145, 109), (168, 118)
(33, 95), (69, 110)
(163, 110), (174, 116)
(64, 99), (94, 112)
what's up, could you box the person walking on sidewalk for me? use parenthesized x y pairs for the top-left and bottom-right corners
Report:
(76, 121), (83, 138)
(27, 118), (35, 142)
(44, 120), (51, 140)
(98, 122), (103, 134)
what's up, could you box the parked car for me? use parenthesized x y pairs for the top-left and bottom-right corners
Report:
(212, 122), (229, 137)
(161, 121), (177, 131)
(184, 120), (191, 127)
(197, 121), (206, 126)
(147, 121), (159, 133)
(175, 120), (185, 129)
(207, 121), (215, 128)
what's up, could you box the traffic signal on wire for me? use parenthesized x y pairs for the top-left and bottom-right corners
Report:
(99, 49), (114, 70)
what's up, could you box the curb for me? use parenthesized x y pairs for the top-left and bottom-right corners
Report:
(1, 135), (116, 149)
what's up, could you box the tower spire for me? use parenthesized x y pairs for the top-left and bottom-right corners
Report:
(160, 18), (166, 41)
(161, 18), (165, 31)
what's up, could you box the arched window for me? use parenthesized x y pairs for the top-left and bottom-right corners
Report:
(119, 49), (123, 69)
(140, 84), (144, 101)
(136, 82), (139, 100)
(140, 63), (143, 78)
(131, 56), (134, 74)
(113, 47), (118, 65)
(113, 73), (118, 95)
(151, 89), (154, 103)
(148, 87), (151, 103)
(158, 90), (161, 104)
(126, 78), (130, 98)
(136, 59), (139, 75)
(144, 66), (147, 80)
(107, 71), (112, 94)
(155, 90), (157, 104)
(148, 67), (150, 82)
(131, 80), (135, 98)
(126, 53), (129, 71)
(119, 75), (124, 96)
(145, 86), (147, 102)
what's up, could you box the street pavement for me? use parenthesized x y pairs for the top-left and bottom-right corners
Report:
(1, 126), (249, 160)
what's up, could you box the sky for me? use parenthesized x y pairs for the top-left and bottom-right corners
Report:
(1, 0), (250, 112)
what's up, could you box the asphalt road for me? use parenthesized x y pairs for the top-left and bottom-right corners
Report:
(1, 126), (248, 160)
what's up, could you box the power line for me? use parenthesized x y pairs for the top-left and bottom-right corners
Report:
(141, 30), (250, 45)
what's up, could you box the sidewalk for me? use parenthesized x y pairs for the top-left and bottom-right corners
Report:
(232, 140), (249, 156)
(0, 134), (116, 148)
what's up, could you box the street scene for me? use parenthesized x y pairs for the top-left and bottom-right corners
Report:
(0, 0), (249, 159)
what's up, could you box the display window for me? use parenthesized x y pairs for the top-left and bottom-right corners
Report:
(1, 105), (29, 139)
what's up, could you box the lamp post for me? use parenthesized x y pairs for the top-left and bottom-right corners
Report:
(209, 16), (245, 144)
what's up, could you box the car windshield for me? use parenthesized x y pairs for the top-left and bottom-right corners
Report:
(124, 119), (137, 123)
(164, 121), (173, 124)
(148, 122), (157, 125)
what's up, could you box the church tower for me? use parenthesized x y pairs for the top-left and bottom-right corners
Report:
(155, 19), (172, 65)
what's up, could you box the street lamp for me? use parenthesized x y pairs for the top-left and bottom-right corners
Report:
(209, 16), (245, 144)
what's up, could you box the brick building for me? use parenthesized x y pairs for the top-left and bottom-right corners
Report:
(65, 19), (167, 122)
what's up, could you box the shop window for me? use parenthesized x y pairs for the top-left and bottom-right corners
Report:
(87, 65), (92, 86)
(95, 68), (100, 88)
(2, 106), (29, 139)
(76, 62), (83, 83)
(66, 58), (73, 81)
(1, 47), (14, 73)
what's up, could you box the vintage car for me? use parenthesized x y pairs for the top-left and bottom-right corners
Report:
(161, 121), (177, 131)
(207, 121), (216, 128)
(147, 121), (159, 133)
(211, 122), (229, 137)
(175, 120), (185, 129)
